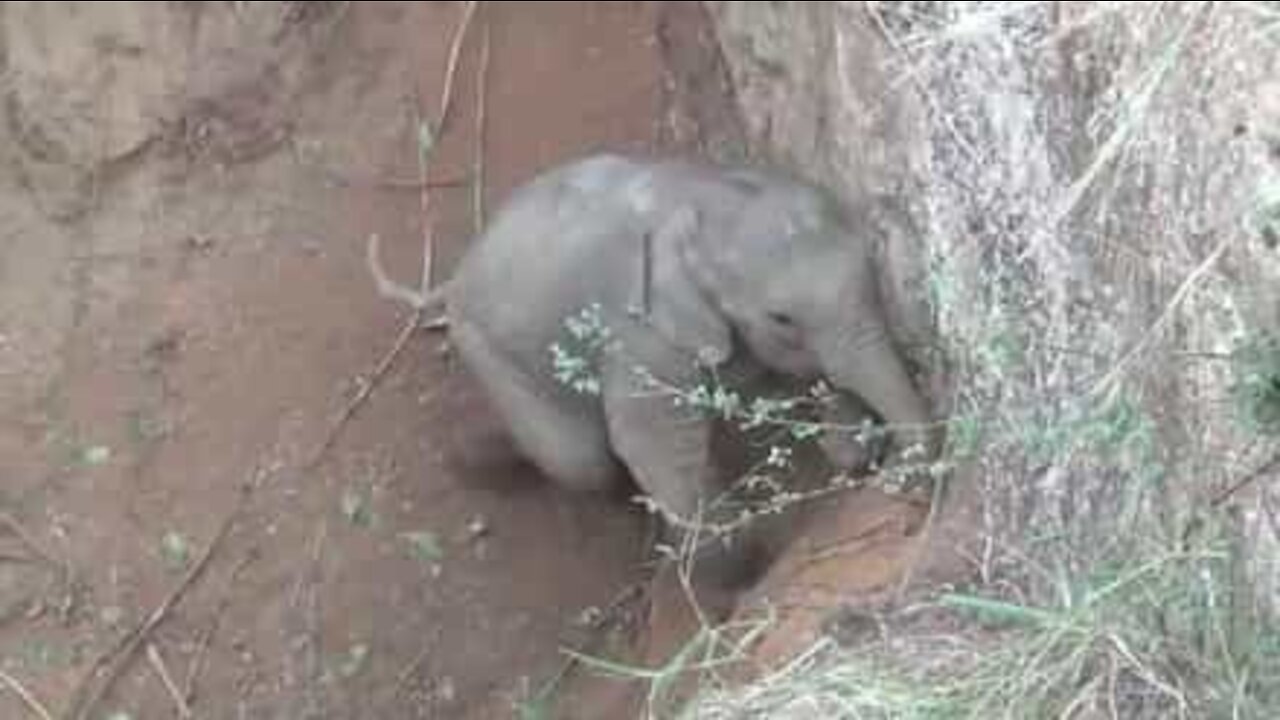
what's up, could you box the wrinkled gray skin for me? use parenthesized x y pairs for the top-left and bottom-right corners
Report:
(383, 153), (937, 591)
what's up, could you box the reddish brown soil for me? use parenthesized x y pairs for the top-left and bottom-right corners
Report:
(0, 3), (928, 718)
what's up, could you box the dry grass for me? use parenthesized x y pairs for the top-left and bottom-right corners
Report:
(681, 527), (1279, 718)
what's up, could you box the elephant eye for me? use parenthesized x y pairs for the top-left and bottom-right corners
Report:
(768, 311), (796, 327)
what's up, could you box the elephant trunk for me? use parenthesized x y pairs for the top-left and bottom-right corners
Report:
(818, 317), (936, 466)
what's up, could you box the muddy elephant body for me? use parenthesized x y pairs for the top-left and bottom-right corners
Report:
(384, 153), (937, 590)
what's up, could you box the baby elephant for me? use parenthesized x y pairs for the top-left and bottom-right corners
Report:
(370, 153), (937, 593)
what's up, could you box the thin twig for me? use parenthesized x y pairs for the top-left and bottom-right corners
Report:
(286, 138), (470, 191)
(301, 161), (470, 192)
(413, 116), (438, 298)
(1209, 452), (1280, 508)
(417, 0), (479, 292)
(436, 0), (480, 141)
(525, 581), (663, 719)
(67, 489), (246, 720)
(325, 170), (470, 191)
(1181, 451), (1280, 549)
(285, 519), (328, 718)
(1261, 490), (1280, 546)
(304, 315), (419, 470)
(147, 643), (193, 719)
(577, 581), (646, 631)
(0, 509), (59, 568)
(473, 18), (491, 235)
(290, 519), (329, 612)
(1089, 233), (1232, 401)
(674, 507), (714, 633)
(182, 548), (257, 706)
(0, 670), (53, 720)
(309, 0), (480, 471)
(391, 643), (434, 699)
(0, 508), (78, 625)
(600, 581), (646, 626)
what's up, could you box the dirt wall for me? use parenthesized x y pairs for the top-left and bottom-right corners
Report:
(705, 0), (1280, 620)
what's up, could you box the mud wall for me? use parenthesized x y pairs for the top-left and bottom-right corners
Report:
(705, 1), (1280, 611)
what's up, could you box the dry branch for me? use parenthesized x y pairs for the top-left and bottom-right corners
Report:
(182, 548), (258, 706)
(0, 670), (53, 720)
(473, 18), (492, 234)
(67, 489), (246, 720)
(304, 304), (422, 470)
(309, 0), (483, 468)
(146, 643), (192, 719)
(1089, 234), (1232, 401)
(0, 509), (60, 569)
(436, 0), (481, 146)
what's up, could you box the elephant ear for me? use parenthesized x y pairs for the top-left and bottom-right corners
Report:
(631, 205), (732, 367)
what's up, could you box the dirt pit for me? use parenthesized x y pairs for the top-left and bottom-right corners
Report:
(0, 2), (931, 718)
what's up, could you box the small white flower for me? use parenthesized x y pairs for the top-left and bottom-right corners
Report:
(766, 445), (793, 469)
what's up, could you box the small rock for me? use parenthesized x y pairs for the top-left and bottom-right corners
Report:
(81, 445), (112, 467)
(160, 531), (191, 571)
(99, 605), (124, 627)
(436, 676), (456, 704)
(185, 234), (215, 252)
(341, 487), (374, 528)
(337, 643), (370, 679)
(144, 328), (184, 363)
(466, 515), (490, 540)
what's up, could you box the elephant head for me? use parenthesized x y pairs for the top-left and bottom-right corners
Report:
(647, 170), (938, 476)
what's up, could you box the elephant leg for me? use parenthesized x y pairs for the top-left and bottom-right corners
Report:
(449, 321), (625, 493)
(600, 357), (765, 592)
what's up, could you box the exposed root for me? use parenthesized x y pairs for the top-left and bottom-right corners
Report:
(0, 509), (60, 569)
(182, 547), (258, 707)
(437, 0), (481, 142)
(147, 643), (193, 719)
(0, 669), (53, 720)
(0, 508), (77, 623)
(305, 305), (423, 470)
(473, 17), (492, 234)
(67, 486), (248, 720)
(317, 1), (482, 468)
